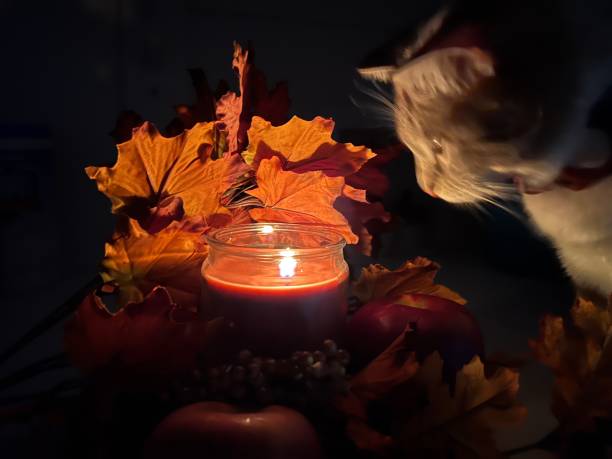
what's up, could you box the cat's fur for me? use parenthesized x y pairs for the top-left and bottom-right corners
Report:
(359, 0), (612, 298)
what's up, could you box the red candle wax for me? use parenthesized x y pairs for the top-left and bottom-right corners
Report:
(201, 223), (349, 357)
(204, 273), (348, 357)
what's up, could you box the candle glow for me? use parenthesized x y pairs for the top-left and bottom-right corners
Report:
(201, 223), (349, 356)
(279, 248), (297, 278)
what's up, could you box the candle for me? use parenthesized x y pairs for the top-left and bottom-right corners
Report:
(201, 223), (348, 357)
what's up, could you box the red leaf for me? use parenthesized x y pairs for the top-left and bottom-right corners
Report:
(335, 185), (390, 256)
(65, 286), (220, 384)
(216, 42), (290, 153)
(346, 143), (405, 198)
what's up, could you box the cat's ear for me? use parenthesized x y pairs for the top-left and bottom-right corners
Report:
(357, 37), (404, 82)
(357, 7), (449, 82)
(357, 65), (395, 83)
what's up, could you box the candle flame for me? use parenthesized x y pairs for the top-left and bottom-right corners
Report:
(261, 225), (274, 234)
(279, 248), (297, 278)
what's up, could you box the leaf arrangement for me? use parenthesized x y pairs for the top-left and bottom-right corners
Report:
(66, 42), (391, 384)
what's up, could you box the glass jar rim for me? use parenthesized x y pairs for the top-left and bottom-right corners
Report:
(205, 223), (346, 258)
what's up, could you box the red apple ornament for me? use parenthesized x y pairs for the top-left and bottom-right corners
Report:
(347, 293), (484, 378)
(144, 402), (322, 459)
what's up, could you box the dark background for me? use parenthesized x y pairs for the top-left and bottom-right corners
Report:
(0, 1), (574, 457)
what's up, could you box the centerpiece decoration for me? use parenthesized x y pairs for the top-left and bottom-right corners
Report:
(18, 41), (612, 459)
(56, 42), (526, 458)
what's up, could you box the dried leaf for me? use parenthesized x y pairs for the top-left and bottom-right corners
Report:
(242, 116), (389, 251)
(216, 42), (290, 153)
(101, 218), (208, 310)
(246, 156), (357, 243)
(143, 196), (185, 234)
(399, 353), (527, 458)
(216, 91), (241, 152)
(530, 297), (612, 432)
(346, 143), (404, 198)
(335, 185), (390, 256)
(65, 286), (220, 382)
(353, 257), (467, 305)
(87, 121), (246, 232)
(244, 116), (375, 177)
(349, 326), (419, 401)
(397, 354), (527, 458)
(336, 327), (419, 455)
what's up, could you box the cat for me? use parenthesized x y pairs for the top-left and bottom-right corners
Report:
(358, 0), (612, 302)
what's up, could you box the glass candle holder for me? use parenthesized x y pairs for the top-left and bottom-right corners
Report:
(201, 223), (349, 357)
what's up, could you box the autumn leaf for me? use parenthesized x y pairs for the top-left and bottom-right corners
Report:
(397, 353), (527, 458)
(346, 143), (405, 198)
(87, 121), (249, 232)
(352, 257), (467, 305)
(338, 325), (524, 458)
(242, 116), (389, 251)
(348, 326), (419, 402)
(530, 297), (612, 432)
(245, 156), (357, 243)
(64, 286), (220, 382)
(336, 327), (418, 454)
(243, 116), (375, 177)
(101, 218), (208, 310)
(216, 42), (290, 153)
(335, 185), (390, 256)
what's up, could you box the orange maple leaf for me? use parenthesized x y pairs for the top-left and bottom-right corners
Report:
(64, 286), (221, 383)
(243, 116), (375, 176)
(352, 257), (467, 305)
(86, 121), (248, 231)
(530, 297), (612, 432)
(242, 116), (388, 250)
(101, 218), (208, 310)
(245, 156), (357, 243)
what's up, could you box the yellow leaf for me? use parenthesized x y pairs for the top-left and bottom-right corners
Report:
(246, 156), (357, 243)
(352, 257), (467, 305)
(398, 353), (526, 458)
(86, 121), (245, 224)
(530, 297), (612, 432)
(244, 116), (375, 177)
(101, 218), (208, 310)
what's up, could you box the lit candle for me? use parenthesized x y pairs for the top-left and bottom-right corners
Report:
(201, 223), (348, 357)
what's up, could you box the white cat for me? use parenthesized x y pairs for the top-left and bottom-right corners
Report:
(358, 0), (612, 300)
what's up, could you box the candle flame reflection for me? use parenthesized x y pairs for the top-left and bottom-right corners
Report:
(279, 248), (297, 278)
(261, 225), (274, 234)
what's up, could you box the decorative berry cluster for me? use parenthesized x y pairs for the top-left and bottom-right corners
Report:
(169, 340), (350, 408)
